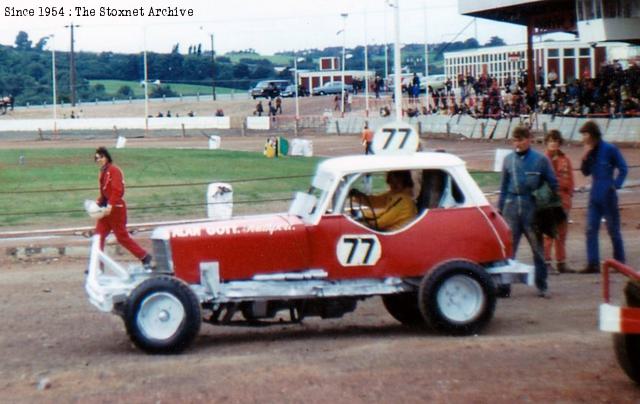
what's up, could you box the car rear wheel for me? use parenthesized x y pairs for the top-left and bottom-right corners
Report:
(614, 334), (640, 384)
(125, 276), (201, 354)
(382, 293), (425, 327)
(613, 280), (640, 384)
(419, 261), (496, 335)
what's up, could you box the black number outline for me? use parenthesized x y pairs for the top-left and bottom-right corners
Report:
(340, 236), (378, 266)
(343, 237), (359, 264)
(381, 127), (413, 151)
(361, 238), (375, 264)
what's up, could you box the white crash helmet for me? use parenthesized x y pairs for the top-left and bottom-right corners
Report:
(84, 200), (106, 219)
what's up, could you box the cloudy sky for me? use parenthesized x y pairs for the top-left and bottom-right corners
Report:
(0, 0), (565, 55)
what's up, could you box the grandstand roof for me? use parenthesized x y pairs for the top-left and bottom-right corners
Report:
(459, 0), (577, 33)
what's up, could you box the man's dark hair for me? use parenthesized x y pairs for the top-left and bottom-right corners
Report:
(95, 147), (113, 163)
(544, 129), (564, 145)
(388, 170), (414, 189)
(579, 120), (602, 141)
(511, 126), (531, 139)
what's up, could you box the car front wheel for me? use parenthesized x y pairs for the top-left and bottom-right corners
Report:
(125, 276), (201, 354)
(419, 261), (496, 335)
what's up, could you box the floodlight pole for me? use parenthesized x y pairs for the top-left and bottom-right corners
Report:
(48, 35), (57, 133)
(210, 33), (216, 101)
(143, 28), (149, 134)
(65, 23), (80, 107)
(384, 6), (389, 87)
(423, 1), (430, 112)
(393, 0), (402, 122)
(364, 3), (370, 117)
(294, 57), (300, 121)
(340, 13), (348, 117)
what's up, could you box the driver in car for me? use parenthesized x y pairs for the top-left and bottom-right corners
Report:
(349, 170), (417, 231)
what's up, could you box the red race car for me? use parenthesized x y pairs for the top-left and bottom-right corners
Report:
(86, 123), (533, 353)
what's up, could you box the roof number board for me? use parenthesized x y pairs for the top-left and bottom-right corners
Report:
(372, 122), (419, 155)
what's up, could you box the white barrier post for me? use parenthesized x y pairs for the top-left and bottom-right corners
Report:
(207, 183), (233, 219)
(115, 136), (127, 149)
(208, 135), (221, 150)
(494, 148), (511, 172)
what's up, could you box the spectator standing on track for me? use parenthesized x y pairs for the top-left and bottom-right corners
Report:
(499, 126), (558, 297)
(579, 120), (628, 273)
(93, 147), (152, 269)
(374, 76), (382, 99)
(255, 101), (264, 116)
(361, 122), (374, 155)
(542, 130), (575, 274)
(268, 101), (277, 121)
(412, 73), (420, 101)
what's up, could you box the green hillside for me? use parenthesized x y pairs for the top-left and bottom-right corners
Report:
(89, 80), (237, 98)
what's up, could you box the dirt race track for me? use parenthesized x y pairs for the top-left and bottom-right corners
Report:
(1, 131), (640, 402)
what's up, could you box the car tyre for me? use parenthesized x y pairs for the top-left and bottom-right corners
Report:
(419, 260), (496, 335)
(496, 283), (511, 298)
(382, 293), (425, 327)
(125, 276), (201, 354)
(613, 280), (640, 384)
(614, 334), (640, 385)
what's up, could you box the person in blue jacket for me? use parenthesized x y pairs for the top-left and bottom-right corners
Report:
(499, 126), (558, 297)
(579, 120), (628, 273)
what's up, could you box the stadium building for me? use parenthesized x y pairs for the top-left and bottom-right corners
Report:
(297, 57), (374, 95)
(458, 0), (640, 92)
(444, 40), (638, 88)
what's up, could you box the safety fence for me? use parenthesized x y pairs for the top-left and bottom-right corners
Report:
(327, 114), (640, 141)
(0, 116), (231, 132)
(2, 112), (640, 142)
(0, 174), (314, 230)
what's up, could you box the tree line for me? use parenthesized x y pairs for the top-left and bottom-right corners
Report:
(0, 31), (504, 106)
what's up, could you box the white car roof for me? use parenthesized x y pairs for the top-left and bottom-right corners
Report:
(317, 152), (466, 177)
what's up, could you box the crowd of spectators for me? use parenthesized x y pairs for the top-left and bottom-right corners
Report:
(404, 61), (640, 120)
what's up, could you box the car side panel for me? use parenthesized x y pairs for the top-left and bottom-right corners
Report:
(309, 206), (510, 280)
(168, 215), (310, 284)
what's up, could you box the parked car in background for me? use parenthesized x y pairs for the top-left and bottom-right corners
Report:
(312, 81), (353, 95)
(250, 80), (291, 99)
(280, 84), (296, 98)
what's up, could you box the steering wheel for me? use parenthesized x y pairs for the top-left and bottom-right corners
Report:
(348, 191), (379, 230)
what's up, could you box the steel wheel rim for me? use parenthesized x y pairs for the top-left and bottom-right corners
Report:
(436, 275), (484, 323)
(137, 292), (185, 340)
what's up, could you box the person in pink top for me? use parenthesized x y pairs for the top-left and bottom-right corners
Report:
(543, 130), (574, 273)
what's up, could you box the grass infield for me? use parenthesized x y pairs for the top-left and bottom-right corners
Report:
(0, 148), (318, 228)
(89, 80), (237, 98)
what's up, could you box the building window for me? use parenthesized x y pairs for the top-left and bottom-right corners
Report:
(579, 48), (590, 56)
(548, 48), (559, 57)
(564, 48), (575, 57)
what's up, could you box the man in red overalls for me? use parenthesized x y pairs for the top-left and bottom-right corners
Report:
(94, 147), (152, 268)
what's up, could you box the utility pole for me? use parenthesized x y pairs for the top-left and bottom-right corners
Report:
(65, 23), (80, 106)
(393, 0), (401, 122)
(210, 33), (216, 100)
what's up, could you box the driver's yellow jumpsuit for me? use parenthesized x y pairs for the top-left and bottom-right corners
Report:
(365, 189), (417, 231)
